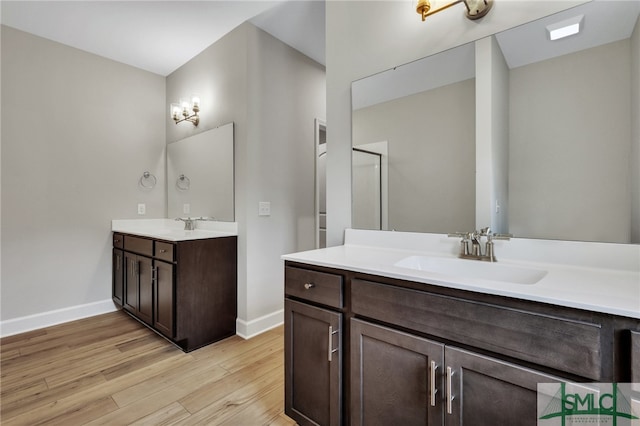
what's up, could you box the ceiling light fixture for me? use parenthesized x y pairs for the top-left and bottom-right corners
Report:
(416, 0), (493, 22)
(171, 95), (200, 126)
(546, 14), (584, 41)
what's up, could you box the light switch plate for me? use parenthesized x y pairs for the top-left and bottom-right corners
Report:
(259, 201), (271, 216)
(137, 203), (146, 215)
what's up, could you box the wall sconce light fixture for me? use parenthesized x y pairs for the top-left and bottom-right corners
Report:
(416, 0), (493, 22)
(171, 95), (200, 126)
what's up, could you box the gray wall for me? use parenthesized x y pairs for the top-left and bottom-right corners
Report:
(1, 20), (324, 334)
(352, 79), (476, 233)
(166, 22), (326, 334)
(1, 26), (166, 321)
(476, 35), (510, 235)
(509, 39), (631, 243)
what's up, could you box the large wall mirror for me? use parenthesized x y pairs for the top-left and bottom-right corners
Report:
(352, 1), (639, 244)
(167, 122), (235, 221)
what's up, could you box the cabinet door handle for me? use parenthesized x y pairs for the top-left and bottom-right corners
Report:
(328, 325), (339, 362)
(446, 366), (455, 415)
(430, 361), (438, 407)
(116, 255), (120, 271)
(304, 282), (315, 290)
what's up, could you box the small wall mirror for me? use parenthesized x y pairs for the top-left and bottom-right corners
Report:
(167, 122), (235, 221)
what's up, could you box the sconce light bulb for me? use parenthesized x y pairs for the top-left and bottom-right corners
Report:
(170, 103), (181, 121)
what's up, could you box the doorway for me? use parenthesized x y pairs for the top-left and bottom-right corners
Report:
(315, 119), (327, 248)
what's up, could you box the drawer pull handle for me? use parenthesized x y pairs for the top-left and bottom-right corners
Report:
(304, 283), (315, 290)
(159, 249), (167, 253)
(430, 361), (438, 407)
(328, 325), (339, 362)
(446, 366), (455, 415)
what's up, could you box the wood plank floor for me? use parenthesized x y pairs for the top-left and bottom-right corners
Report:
(0, 311), (297, 425)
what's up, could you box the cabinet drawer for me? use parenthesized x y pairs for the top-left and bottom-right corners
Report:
(124, 235), (153, 257)
(351, 279), (603, 380)
(285, 266), (343, 309)
(155, 241), (175, 262)
(113, 233), (124, 249)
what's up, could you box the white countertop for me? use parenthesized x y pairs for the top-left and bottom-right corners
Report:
(112, 219), (237, 241)
(282, 229), (640, 319)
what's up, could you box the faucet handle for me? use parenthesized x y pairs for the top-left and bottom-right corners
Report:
(493, 233), (513, 240)
(196, 216), (217, 221)
(447, 232), (470, 239)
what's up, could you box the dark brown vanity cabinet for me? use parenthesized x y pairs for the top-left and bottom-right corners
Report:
(284, 260), (639, 426)
(123, 251), (154, 326)
(350, 319), (444, 426)
(153, 259), (174, 338)
(112, 252), (124, 307)
(632, 330), (640, 383)
(112, 234), (124, 307)
(284, 266), (344, 426)
(113, 232), (237, 352)
(350, 319), (562, 426)
(443, 346), (562, 426)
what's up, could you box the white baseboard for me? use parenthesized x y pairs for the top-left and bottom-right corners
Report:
(236, 309), (284, 339)
(0, 299), (118, 338)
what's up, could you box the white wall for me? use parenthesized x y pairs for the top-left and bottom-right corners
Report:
(325, 0), (590, 247)
(245, 23), (325, 329)
(509, 39), (631, 243)
(476, 36), (510, 234)
(167, 22), (325, 337)
(352, 80), (476, 233)
(1, 26), (166, 325)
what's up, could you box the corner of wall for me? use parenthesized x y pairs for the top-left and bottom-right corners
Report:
(235, 309), (283, 339)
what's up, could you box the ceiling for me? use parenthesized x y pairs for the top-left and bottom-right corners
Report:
(0, 1), (326, 76)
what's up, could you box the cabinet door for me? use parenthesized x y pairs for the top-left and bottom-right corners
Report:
(285, 299), (341, 426)
(112, 249), (124, 307)
(137, 256), (153, 325)
(154, 260), (174, 338)
(444, 346), (563, 426)
(123, 252), (138, 314)
(631, 331), (640, 383)
(350, 318), (444, 426)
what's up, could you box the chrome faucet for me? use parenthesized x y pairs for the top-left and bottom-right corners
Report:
(448, 227), (511, 262)
(175, 217), (195, 230)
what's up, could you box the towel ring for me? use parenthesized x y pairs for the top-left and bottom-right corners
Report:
(139, 171), (157, 190)
(176, 174), (191, 191)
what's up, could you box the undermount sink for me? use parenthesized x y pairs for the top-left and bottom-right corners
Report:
(140, 228), (227, 241)
(393, 255), (548, 285)
(153, 229), (198, 236)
